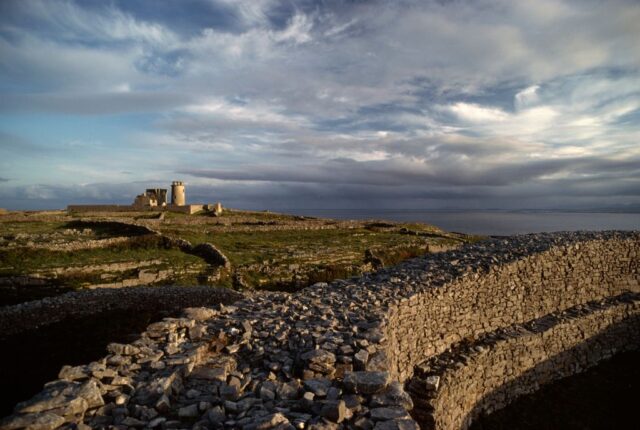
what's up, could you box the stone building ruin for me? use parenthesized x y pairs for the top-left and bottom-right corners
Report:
(171, 181), (186, 206)
(133, 189), (168, 208)
(67, 181), (223, 215)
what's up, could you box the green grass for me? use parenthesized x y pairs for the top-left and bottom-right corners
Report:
(205, 228), (449, 265)
(1, 208), (482, 292)
(0, 237), (205, 275)
(1, 221), (69, 235)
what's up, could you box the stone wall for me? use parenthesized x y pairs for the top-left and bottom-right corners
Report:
(385, 237), (639, 382)
(407, 293), (640, 430)
(0, 286), (243, 337)
(67, 205), (205, 215)
(0, 232), (638, 430)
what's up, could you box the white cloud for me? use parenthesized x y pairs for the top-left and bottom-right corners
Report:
(514, 85), (540, 110)
(271, 14), (313, 45)
(447, 103), (509, 123)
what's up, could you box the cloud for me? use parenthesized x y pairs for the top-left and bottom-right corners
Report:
(0, 92), (193, 115)
(514, 85), (540, 110)
(447, 103), (509, 123)
(1, 0), (640, 211)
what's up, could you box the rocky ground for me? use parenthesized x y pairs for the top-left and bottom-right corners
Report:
(1, 231), (636, 430)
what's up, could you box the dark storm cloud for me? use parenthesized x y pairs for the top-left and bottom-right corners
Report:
(181, 156), (640, 188)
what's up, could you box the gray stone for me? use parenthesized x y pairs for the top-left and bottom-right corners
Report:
(343, 372), (390, 394)
(319, 400), (347, 423)
(254, 412), (288, 430)
(107, 343), (139, 356)
(300, 350), (336, 374)
(373, 419), (419, 430)
(178, 403), (199, 418)
(58, 365), (89, 381)
(307, 419), (338, 430)
(370, 382), (413, 409)
(121, 416), (148, 427)
(303, 379), (331, 397)
(207, 405), (225, 424)
(155, 395), (170, 413)
(277, 381), (300, 400)
(424, 375), (440, 391)
(183, 307), (217, 321)
(15, 393), (68, 414)
(370, 407), (409, 421)
(191, 366), (227, 381)
(49, 396), (88, 419)
(326, 387), (341, 400)
(366, 351), (388, 372)
(148, 417), (167, 428)
(260, 385), (276, 401)
(353, 417), (374, 430)
(220, 385), (240, 400)
(0, 412), (65, 430)
(354, 350), (369, 370)
(76, 380), (104, 409)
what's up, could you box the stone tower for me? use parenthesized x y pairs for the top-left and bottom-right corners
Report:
(171, 181), (185, 206)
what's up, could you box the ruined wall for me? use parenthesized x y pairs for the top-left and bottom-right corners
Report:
(408, 295), (640, 430)
(1, 232), (638, 430)
(67, 205), (143, 212)
(385, 237), (639, 382)
(0, 286), (243, 337)
(66, 204), (204, 214)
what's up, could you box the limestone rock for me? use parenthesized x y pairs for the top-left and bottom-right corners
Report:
(370, 407), (409, 421)
(343, 372), (390, 395)
(301, 350), (336, 375)
(319, 400), (347, 423)
(370, 382), (413, 410)
(303, 379), (332, 397)
(253, 412), (288, 430)
(0, 412), (65, 430)
(178, 404), (199, 418)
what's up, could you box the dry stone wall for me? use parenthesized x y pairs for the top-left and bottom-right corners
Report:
(385, 237), (639, 381)
(407, 293), (640, 430)
(0, 232), (638, 430)
(0, 286), (243, 337)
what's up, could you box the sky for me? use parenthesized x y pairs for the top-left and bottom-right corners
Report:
(0, 0), (639, 211)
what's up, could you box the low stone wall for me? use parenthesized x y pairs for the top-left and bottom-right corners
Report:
(1, 219), (231, 291)
(67, 205), (141, 213)
(0, 232), (638, 430)
(0, 286), (243, 337)
(67, 205), (205, 215)
(408, 293), (640, 429)
(5, 236), (132, 252)
(191, 243), (232, 269)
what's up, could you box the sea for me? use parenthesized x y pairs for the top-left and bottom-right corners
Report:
(286, 209), (640, 236)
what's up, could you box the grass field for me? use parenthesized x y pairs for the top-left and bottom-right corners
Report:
(0, 209), (480, 296)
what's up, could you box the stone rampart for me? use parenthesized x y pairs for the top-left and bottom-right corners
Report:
(407, 293), (640, 429)
(385, 237), (639, 382)
(1, 232), (638, 430)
